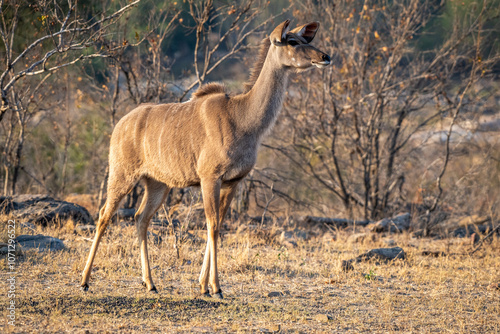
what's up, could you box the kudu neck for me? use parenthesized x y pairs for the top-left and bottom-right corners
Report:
(243, 48), (289, 137)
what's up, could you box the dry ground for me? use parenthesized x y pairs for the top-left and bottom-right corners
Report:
(1, 218), (499, 333)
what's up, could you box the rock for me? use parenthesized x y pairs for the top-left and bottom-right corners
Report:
(451, 223), (496, 238)
(117, 208), (136, 219)
(369, 213), (411, 233)
(302, 216), (371, 228)
(356, 247), (405, 262)
(249, 216), (273, 224)
(0, 195), (93, 226)
(295, 230), (308, 241)
(280, 229), (308, 242)
(0, 242), (10, 255)
(64, 193), (98, 215)
(16, 234), (65, 252)
(75, 224), (96, 235)
(279, 231), (299, 248)
(280, 231), (294, 241)
(267, 291), (284, 297)
(314, 314), (330, 322)
(341, 247), (405, 271)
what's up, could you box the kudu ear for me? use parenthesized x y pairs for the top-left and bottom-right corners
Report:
(269, 19), (291, 46)
(290, 22), (320, 43)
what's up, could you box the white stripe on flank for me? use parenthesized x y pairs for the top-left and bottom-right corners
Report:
(143, 112), (149, 157)
(158, 110), (168, 163)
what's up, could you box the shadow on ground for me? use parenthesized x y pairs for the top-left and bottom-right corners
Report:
(18, 295), (223, 321)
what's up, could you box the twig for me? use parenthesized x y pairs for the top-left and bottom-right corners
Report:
(469, 223), (500, 255)
(260, 183), (275, 227)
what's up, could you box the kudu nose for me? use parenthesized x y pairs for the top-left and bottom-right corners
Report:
(322, 54), (331, 63)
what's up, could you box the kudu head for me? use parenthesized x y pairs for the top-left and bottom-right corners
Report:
(269, 20), (330, 71)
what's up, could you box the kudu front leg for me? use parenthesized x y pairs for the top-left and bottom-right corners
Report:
(199, 180), (239, 299)
(199, 178), (222, 298)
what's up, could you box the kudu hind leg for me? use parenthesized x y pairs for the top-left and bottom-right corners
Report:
(199, 179), (221, 297)
(135, 178), (169, 292)
(81, 178), (134, 290)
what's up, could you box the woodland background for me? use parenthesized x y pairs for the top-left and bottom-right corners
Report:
(1, 0), (500, 228)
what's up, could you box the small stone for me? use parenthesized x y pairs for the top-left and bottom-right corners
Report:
(355, 247), (405, 263)
(314, 314), (330, 322)
(488, 283), (500, 291)
(117, 208), (136, 219)
(0, 242), (9, 255)
(370, 212), (411, 233)
(16, 234), (65, 252)
(267, 291), (284, 297)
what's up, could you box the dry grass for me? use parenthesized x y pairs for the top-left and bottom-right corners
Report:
(1, 218), (499, 333)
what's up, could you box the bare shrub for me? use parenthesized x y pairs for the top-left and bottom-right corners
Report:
(262, 0), (500, 223)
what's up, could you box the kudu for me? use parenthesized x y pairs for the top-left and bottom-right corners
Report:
(81, 20), (330, 298)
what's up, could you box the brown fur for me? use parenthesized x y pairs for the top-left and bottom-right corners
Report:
(81, 20), (330, 297)
(193, 82), (228, 98)
(244, 38), (271, 92)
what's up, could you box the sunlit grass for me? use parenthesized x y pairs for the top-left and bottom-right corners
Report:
(1, 219), (499, 333)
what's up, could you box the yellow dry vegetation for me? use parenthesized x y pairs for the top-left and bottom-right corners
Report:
(0, 217), (499, 333)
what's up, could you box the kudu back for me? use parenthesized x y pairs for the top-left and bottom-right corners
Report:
(81, 20), (330, 298)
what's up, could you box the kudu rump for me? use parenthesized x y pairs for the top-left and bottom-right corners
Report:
(81, 20), (330, 298)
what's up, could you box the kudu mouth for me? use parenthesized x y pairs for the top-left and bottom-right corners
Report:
(312, 53), (331, 68)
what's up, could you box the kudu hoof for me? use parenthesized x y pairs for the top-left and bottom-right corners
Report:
(199, 291), (211, 298)
(142, 281), (158, 293)
(81, 283), (89, 292)
(213, 289), (223, 299)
